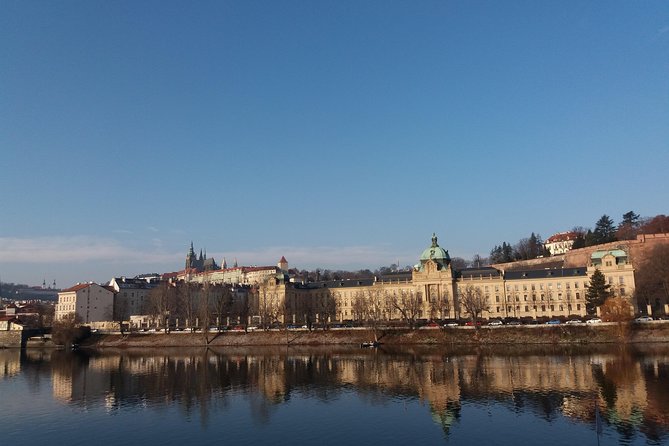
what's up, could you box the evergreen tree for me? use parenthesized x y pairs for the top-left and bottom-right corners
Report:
(617, 210), (641, 240)
(585, 269), (612, 315)
(593, 215), (617, 245)
(571, 234), (586, 249)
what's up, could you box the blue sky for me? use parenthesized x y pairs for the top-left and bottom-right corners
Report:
(1, 1), (668, 287)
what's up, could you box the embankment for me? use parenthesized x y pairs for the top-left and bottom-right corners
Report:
(85, 323), (669, 348)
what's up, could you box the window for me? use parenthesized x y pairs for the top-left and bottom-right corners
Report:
(557, 283), (561, 289)
(574, 282), (579, 289)
(620, 288), (626, 296)
(577, 304), (581, 311)
(576, 292), (580, 299)
(496, 295), (500, 302)
(619, 276), (625, 285)
(608, 277), (614, 285)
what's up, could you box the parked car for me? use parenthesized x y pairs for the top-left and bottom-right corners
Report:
(506, 319), (522, 326)
(634, 316), (653, 323)
(465, 320), (482, 326)
(488, 319), (504, 326)
(425, 321), (440, 328)
(565, 319), (583, 325)
(585, 318), (602, 324)
(545, 320), (561, 325)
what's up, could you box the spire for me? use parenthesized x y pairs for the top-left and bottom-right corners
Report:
(204, 249), (207, 260)
(222, 257), (228, 269)
(234, 258), (238, 268)
(199, 249), (203, 261)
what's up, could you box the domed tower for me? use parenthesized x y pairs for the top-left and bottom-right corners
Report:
(413, 233), (456, 319)
(417, 233), (451, 272)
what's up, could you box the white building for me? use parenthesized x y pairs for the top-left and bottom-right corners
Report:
(107, 276), (159, 320)
(56, 283), (114, 323)
(545, 231), (579, 255)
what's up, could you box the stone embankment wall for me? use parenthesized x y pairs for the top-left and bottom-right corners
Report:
(0, 331), (23, 348)
(495, 233), (669, 271)
(87, 324), (669, 348)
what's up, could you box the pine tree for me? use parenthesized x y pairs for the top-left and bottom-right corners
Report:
(593, 215), (616, 244)
(585, 269), (612, 315)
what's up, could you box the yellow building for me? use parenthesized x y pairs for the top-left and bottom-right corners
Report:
(256, 234), (637, 325)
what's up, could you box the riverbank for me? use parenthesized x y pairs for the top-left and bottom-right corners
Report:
(84, 323), (669, 348)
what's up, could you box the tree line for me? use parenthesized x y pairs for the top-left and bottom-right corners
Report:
(489, 212), (669, 264)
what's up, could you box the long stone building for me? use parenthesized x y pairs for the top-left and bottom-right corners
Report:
(255, 234), (643, 325)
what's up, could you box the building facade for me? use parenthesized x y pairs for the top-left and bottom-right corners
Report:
(253, 234), (639, 325)
(55, 283), (114, 323)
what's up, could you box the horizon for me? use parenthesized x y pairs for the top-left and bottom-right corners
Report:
(2, 1), (668, 288)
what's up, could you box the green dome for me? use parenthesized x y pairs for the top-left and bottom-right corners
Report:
(418, 233), (450, 269)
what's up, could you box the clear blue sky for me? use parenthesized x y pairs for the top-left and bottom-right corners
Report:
(1, 1), (668, 287)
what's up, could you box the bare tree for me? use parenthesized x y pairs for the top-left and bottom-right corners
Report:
(256, 281), (284, 329)
(212, 284), (234, 330)
(316, 291), (338, 329)
(149, 281), (177, 332)
(390, 289), (423, 329)
(459, 285), (489, 326)
(429, 289), (452, 321)
(231, 287), (252, 330)
(179, 282), (199, 332)
(634, 244), (669, 316)
(356, 288), (385, 341)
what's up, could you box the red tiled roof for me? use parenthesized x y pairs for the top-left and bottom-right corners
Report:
(61, 283), (92, 292)
(546, 231), (579, 243)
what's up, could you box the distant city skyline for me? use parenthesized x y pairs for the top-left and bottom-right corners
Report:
(2, 1), (668, 287)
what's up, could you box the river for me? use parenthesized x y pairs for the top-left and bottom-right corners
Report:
(1, 344), (668, 445)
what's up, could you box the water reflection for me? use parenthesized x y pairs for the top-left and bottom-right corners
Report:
(2, 344), (668, 444)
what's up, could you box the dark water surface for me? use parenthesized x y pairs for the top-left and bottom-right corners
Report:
(1, 344), (668, 445)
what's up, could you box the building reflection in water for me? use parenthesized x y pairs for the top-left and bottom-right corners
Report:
(6, 344), (669, 442)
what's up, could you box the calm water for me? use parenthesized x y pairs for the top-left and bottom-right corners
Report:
(1, 344), (668, 446)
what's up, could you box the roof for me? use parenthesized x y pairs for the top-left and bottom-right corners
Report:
(279, 256), (288, 263)
(591, 249), (627, 259)
(546, 231), (579, 243)
(294, 279), (375, 290)
(61, 283), (92, 292)
(504, 267), (587, 280)
(458, 267), (502, 279)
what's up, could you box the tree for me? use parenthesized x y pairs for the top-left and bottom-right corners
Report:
(212, 284), (234, 330)
(639, 214), (669, 235)
(616, 211), (641, 241)
(459, 285), (489, 326)
(353, 289), (385, 341)
(316, 291), (338, 329)
(149, 281), (177, 331)
(599, 296), (634, 339)
(429, 288), (452, 321)
(390, 289), (423, 329)
(634, 244), (669, 316)
(585, 269), (612, 315)
(51, 313), (89, 347)
(490, 243), (513, 264)
(592, 215), (617, 245)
